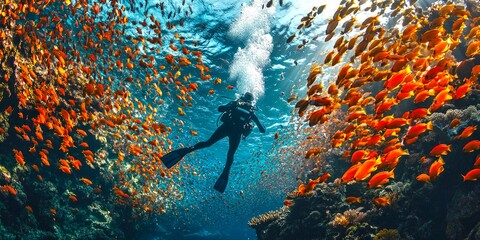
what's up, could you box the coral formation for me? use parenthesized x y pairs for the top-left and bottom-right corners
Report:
(248, 207), (288, 228)
(328, 207), (367, 228)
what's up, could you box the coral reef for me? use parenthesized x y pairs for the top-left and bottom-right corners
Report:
(328, 207), (367, 228)
(248, 207), (288, 229)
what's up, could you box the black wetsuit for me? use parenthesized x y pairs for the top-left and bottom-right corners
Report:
(191, 100), (266, 174)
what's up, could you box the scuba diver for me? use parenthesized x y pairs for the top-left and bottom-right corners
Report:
(161, 92), (266, 193)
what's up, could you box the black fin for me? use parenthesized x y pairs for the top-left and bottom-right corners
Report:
(161, 148), (190, 168)
(213, 172), (229, 193)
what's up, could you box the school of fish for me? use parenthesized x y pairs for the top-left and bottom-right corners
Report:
(290, 0), (480, 208)
(0, 0), (219, 217)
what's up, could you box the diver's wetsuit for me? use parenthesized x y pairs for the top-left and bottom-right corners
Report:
(190, 101), (265, 174)
(160, 98), (266, 192)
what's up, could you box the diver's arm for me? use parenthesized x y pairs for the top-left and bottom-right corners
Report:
(218, 101), (237, 112)
(251, 114), (266, 133)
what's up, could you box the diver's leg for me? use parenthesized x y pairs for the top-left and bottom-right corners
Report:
(222, 133), (242, 174)
(214, 133), (242, 192)
(192, 124), (228, 150)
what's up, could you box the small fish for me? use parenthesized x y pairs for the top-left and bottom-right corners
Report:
(80, 178), (93, 185)
(429, 144), (451, 156)
(354, 158), (380, 181)
(474, 155), (480, 168)
(405, 121), (433, 139)
(286, 34), (295, 43)
(59, 166), (72, 174)
(342, 163), (361, 182)
(463, 140), (480, 153)
(429, 157), (445, 181)
(317, 173), (331, 183)
(2, 185), (17, 195)
(462, 168), (480, 181)
(373, 197), (390, 207)
(416, 173), (431, 183)
(266, 0), (273, 8)
(455, 126), (477, 140)
(25, 206), (33, 213)
(345, 196), (361, 204)
(368, 170), (394, 188)
(283, 199), (294, 206)
(409, 108), (430, 120)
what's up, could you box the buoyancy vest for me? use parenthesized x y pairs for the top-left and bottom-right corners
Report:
(220, 101), (255, 139)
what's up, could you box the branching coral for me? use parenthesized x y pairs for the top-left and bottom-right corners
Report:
(328, 207), (367, 228)
(248, 207), (288, 228)
(427, 106), (480, 131)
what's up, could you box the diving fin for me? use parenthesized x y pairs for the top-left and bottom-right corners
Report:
(161, 147), (192, 168)
(213, 172), (229, 193)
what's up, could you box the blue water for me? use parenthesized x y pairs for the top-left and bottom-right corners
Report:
(126, 0), (333, 239)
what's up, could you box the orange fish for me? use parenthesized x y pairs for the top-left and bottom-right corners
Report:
(342, 163), (361, 182)
(474, 155), (480, 168)
(2, 185), (17, 195)
(368, 170), (395, 188)
(416, 173), (431, 183)
(80, 177), (93, 185)
(429, 157), (445, 181)
(25, 205), (33, 213)
(76, 129), (88, 137)
(317, 173), (331, 183)
(463, 140), (480, 153)
(59, 166), (71, 174)
(373, 197), (390, 207)
(381, 148), (409, 169)
(40, 151), (50, 166)
(31, 164), (40, 172)
(70, 159), (82, 170)
(283, 200), (295, 206)
(455, 126), (477, 140)
(449, 118), (461, 128)
(463, 168), (480, 181)
(59, 159), (70, 167)
(414, 89), (434, 103)
(304, 178), (320, 193)
(386, 118), (409, 129)
(409, 108), (430, 120)
(429, 144), (451, 156)
(305, 147), (322, 159)
(430, 89), (452, 111)
(13, 149), (25, 165)
(350, 150), (368, 164)
(405, 121), (433, 139)
(345, 196), (361, 204)
(69, 195), (78, 202)
(454, 82), (472, 100)
(384, 71), (409, 90)
(354, 158), (380, 181)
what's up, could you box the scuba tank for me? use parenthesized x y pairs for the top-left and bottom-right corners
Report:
(217, 99), (256, 140)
